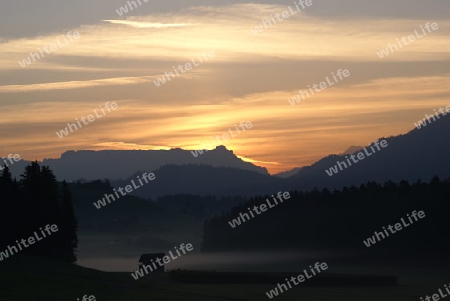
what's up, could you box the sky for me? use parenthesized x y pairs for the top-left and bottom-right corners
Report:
(1, 0), (450, 174)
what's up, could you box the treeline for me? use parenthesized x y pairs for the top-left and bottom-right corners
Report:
(202, 177), (450, 258)
(71, 180), (170, 233)
(0, 162), (77, 263)
(156, 194), (247, 219)
(68, 180), (201, 236)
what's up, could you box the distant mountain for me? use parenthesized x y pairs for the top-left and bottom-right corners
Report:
(112, 164), (285, 198)
(6, 115), (450, 196)
(273, 167), (303, 178)
(341, 145), (363, 155)
(7, 145), (268, 181)
(287, 114), (450, 191)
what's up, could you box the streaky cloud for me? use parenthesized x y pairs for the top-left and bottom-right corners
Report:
(102, 20), (198, 28)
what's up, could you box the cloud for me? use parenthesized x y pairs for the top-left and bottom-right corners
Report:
(92, 142), (171, 150)
(0, 76), (156, 93)
(2, 2), (450, 174)
(3, 74), (450, 173)
(236, 155), (282, 166)
(2, 0), (449, 39)
(102, 20), (199, 28)
(3, 3), (450, 71)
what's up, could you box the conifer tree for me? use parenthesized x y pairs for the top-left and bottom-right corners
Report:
(58, 181), (78, 263)
(0, 166), (14, 249)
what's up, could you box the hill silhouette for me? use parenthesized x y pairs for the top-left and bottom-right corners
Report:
(286, 114), (450, 191)
(7, 145), (268, 182)
(112, 164), (285, 198)
(5, 115), (450, 196)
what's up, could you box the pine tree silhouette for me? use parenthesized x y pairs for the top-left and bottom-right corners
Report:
(0, 162), (78, 263)
(58, 181), (78, 263)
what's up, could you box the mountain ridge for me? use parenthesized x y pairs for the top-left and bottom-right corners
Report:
(6, 145), (268, 181)
(5, 115), (450, 196)
(287, 113), (450, 191)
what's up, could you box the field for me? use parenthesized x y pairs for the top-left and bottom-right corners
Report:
(0, 256), (436, 301)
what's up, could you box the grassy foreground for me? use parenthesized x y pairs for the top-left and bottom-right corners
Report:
(0, 256), (434, 301)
